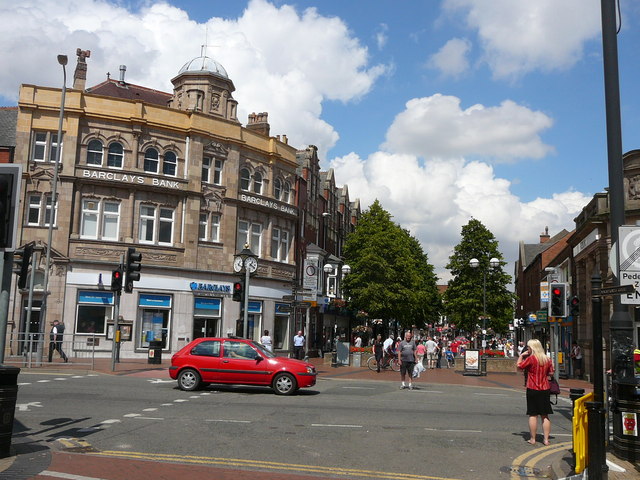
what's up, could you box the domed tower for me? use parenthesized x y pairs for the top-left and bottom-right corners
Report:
(169, 56), (239, 122)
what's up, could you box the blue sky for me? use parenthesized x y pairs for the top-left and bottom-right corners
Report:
(1, 0), (639, 280)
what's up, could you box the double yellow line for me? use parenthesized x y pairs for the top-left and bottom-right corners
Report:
(93, 450), (462, 480)
(509, 441), (572, 479)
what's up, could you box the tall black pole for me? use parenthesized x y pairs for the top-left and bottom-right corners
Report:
(590, 274), (608, 479)
(600, 1), (635, 385)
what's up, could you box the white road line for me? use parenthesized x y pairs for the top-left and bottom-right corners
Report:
(160, 403), (174, 406)
(425, 428), (482, 433)
(72, 376), (85, 378)
(311, 424), (362, 428)
(87, 374), (99, 377)
(142, 408), (158, 412)
(18, 382), (31, 386)
(123, 413), (141, 418)
(100, 419), (121, 424)
(40, 470), (108, 480)
(553, 433), (572, 437)
(189, 395), (200, 398)
(342, 386), (375, 390)
(37, 380), (51, 383)
(173, 399), (188, 402)
(200, 392), (212, 395)
(54, 377), (67, 380)
(206, 419), (251, 423)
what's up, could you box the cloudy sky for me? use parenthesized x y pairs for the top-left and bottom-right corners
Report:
(2, 0), (639, 282)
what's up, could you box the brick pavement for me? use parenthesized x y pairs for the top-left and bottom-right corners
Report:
(2, 356), (637, 479)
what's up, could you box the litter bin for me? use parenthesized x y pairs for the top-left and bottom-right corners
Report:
(352, 353), (362, 368)
(148, 340), (163, 365)
(0, 365), (20, 458)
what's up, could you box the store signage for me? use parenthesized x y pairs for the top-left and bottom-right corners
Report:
(189, 282), (231, 293)
(81, 169), (183, 190)
(239, 193), (296, 216)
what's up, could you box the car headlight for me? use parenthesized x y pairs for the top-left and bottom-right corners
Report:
(306, 366), (315, 374)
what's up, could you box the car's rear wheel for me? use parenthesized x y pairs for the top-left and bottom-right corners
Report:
(177, 368), (201, 391)
(272, 372), (297, 395)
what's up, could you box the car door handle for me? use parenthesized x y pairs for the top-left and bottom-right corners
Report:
(222, 360), (230, 363)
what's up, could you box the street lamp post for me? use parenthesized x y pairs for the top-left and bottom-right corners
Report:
(38, 54), (68, 365)
(470, 257), (499, 354)
(233, 245), (258, 339)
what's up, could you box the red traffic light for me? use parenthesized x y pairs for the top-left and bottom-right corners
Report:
(552, 287), (561, 296)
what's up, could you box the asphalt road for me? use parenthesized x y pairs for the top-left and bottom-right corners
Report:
(12, 370), (576, 480)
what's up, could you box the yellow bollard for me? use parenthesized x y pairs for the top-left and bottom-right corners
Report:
(573, 392), (593, 474)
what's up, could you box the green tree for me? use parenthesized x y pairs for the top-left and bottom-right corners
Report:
(443, 218), (515, 334)
(343, 200), (440, 328)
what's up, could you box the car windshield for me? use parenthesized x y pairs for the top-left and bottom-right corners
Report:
(251, 341), (276, 358)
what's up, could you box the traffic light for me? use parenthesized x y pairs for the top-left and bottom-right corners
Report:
(569, 296), (580, 317)
(0, 165), (23, 250)
(549, 282), (567, 317)
(14, 244), (33, 289)
(111, 268), (123, 292)
(232, 280), (244, 302)
(124, 247), (142, 293)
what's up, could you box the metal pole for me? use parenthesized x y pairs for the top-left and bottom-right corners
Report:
(590, 273), (608, 479)
(111, 254), (123, 372)
(242, 267), (250, 339)
(39, 57), (67, 362)
(26, 251), (39, 364)
(482, 269), (486, 352)
(0, 252), (12, 362)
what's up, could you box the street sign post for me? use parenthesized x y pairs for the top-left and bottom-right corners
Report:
(617, 226), (640, 304)
(598, 284), (636, 296)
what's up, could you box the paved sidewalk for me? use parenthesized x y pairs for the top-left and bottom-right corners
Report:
(2, 356), (637, 479)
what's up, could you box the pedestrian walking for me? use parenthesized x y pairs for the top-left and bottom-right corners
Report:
(436, 338), (443, 368)
(372, 334), (384, 373)
(293, 330), (305, 360)
(425, 336), (438, 369)
(48, 320), (68, 363)
(398, 331), (417, 390)
(570, 341), (583, 379)
(260, 330), (273, 352)
(517, 339), (554, 446)
(415, 340), (426, 367)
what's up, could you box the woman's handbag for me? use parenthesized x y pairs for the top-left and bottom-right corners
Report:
(549, 377), (560, 404)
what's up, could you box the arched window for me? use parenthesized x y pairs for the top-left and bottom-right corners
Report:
(144, 148), (159, 173)
(283, 181), (291, 203)
(163, 151), (177, 176)
(274, 178), (282, 200)
(107, 142), (123, 168)
(87, 139), (103, 165)
(253, 171), (262, 194)
(240, 168), (251, 191)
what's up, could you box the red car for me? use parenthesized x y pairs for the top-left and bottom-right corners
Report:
(169, 337), (317, 395)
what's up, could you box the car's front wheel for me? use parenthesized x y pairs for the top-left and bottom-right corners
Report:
(272, 372), (297, 395)
(177, 368), (201, 391)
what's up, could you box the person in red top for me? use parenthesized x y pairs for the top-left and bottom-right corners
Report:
(517, 338), (554, 446)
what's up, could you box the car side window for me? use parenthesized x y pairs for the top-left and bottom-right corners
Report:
(223, 341), (256, 359)
(191, 340), (220, 357)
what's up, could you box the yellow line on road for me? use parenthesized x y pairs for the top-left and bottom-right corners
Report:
(509, 441), (572, 480)
(93, 450), (461, 480)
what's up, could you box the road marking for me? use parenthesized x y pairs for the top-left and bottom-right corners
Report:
(16, 401), (43, 411)
(87, 374), (99, 377)
(147, 379), (175, 384)
(160, 403), (173, 406)
(99, 419), (121, 424)
(173, 399), (188, 402)
(18, 382), (31, 386)
(123, 413), (141, 418)
(72, 376), (85, 378)
(413, 390), (443, 394)
(425, 428), (482, 433)
(37, 379), (51, 383)
(311, 424), (362, 428)
(206, 419), (251, 424)
(142, 408), (158, 412)
(509, 441), (572, 480)
(200, 392), (212, 395)
(54, 377), (67, 380)
(40, 471), (108, 480)
(94, 450), (461, 480)
(342, 386), (375, 390)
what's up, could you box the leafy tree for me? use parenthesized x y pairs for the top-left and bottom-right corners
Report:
(342, 200), (441, 329)
(443, 218), (515, 334)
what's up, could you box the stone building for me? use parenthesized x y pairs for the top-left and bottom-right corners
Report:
(8, 50), (358, 359)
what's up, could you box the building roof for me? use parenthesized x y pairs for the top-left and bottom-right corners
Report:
(0, 107), (17, 146)
(520, 229), (571, 270)
(177, 56), (229, 79)
(86, 78), (172, 106)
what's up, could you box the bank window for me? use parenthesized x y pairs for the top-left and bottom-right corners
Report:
(283, 181), (291, 203)
(271, 228), (289, 262)
(202, 157), (211, 182)
(76, 291), (114, 335)
(81, 199), (120, 240)
(274, 303), (290, 350)
(107, 142), (124, 168)
(237, 220), (261, 256)
(240, 168), (251, 191)
(139, 205), (174, 245)
(199, 213), (220, 242)
(32, 131), (62, 163)
(144, 148), (159, 173)
(86, 139), (103, 165)
(213, 159), (223, 184)
(274, 178), (282, 200)
(253, 172), (263, 194)
(163, 151), (177, 176)
(26, 194), (57, 227)
(138, 294), (172, 349)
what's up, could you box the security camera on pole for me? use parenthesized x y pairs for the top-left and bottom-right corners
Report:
(233, 245), (258, 339)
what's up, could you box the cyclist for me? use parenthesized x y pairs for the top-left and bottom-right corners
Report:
(372, 334), (384, 372)
(382, 334), (395, 367)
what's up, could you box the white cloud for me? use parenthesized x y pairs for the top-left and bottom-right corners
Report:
(375, 23), (389, 50)
(428, 37), (471, 77)
(443, 0), (601, 79)
(0, 0), (387, 158)
(383, 94), (555, 162)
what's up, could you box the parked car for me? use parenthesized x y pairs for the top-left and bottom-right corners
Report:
(169, 337), (317, 395)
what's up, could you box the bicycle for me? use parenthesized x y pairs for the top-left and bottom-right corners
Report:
(367, 354), (400, 372)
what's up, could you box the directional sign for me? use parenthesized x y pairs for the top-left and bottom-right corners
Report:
(598, 284), (636, 296)
(281, 295), (295, 302)
(618, 226), (640, 304)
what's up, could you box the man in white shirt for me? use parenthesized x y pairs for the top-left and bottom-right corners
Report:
(293, 331), (305, 360)
(425, 337), (438, 369)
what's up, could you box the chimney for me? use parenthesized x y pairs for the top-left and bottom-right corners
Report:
(119, 65), (127, 84)
(540, 226), (550, 243)
(72, 48), (91, 90)
(246, 111), (270, 137)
